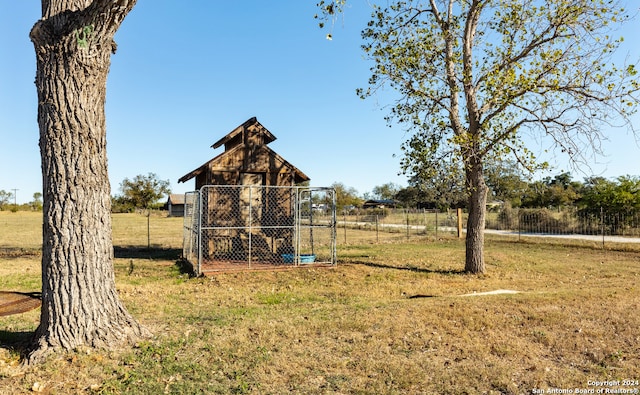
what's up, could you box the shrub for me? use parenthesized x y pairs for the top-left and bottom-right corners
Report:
(495, 202), (517, 230)
(361, 208), (389, 222)
(519, 208), (566, 233)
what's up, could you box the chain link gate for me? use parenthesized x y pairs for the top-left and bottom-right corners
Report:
(182, 191), (200, 268)
(183, 186), (336, 275)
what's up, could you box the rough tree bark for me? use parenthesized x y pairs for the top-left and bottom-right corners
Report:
(464, 157), (488, 274)
(28, 0), (148, 362)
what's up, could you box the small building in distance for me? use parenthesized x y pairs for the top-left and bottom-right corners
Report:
(362, 199), (398, 209)
(165, 194), (185, 217)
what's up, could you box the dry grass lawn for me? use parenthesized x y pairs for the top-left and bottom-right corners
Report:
(0, 211), (639, 394)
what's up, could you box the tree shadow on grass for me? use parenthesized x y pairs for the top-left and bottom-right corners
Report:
(0, 330), (33, 359)
(174, 258), (196, 277)
(348, 261), (465, 299)
(113, 246), (182, 261)
(349, 260), (465, 276)
(0, 247), (41, 259)
(113, 246), (197, 277)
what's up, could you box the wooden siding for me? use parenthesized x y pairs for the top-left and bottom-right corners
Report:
(179, 117), (309, 191)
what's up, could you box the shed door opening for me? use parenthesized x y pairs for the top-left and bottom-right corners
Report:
(240, 173), (264, 227)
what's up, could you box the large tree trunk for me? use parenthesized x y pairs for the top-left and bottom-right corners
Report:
(28, 0), (147, 362)
(464, 157), (488, 274)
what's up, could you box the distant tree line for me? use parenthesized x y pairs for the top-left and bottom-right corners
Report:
(0, 190), (43, 212)
(330, 162), (640, 216)
(8, 170), (636, 217)
(2, 174), (171, 214)
(391, 169), (640, 215)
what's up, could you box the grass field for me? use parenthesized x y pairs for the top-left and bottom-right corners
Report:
(1, 211), (639, 394)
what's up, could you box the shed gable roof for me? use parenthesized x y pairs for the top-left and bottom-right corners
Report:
(211, 117), (276, 151)
(167, 194), (185, 205)
(178, 117), (309, 185)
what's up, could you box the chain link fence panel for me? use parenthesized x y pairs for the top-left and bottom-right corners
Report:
(183, 186), (336, 274)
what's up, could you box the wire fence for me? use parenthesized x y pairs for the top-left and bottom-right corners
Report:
(486, 207), (640, 239)
(330, 207), (640, 246)
(334, 209), (461, 244)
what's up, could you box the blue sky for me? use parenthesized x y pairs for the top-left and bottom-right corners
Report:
(1, 1), (639, 204)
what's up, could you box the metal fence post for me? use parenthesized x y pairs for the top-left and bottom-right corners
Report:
(435, 210), (438, 238)
(601, 206), (605, 249)
(518, 208), (521, 242)
(343, 211), (347, 244)
(406, 209), (410, 239)
(197, 188), (203, 276)
(423, 209), (428, 235)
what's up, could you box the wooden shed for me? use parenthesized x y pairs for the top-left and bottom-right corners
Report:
(178, 117), (310, 189)
(178, 117), (318, 272)
(165, 194), (185, 217)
